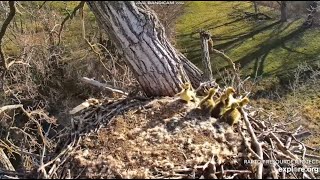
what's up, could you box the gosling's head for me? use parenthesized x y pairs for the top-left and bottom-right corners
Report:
(225, 87), (236, 95)
(208, 88), (217, 97)
(183, 82), (191, 90)
(239, 97), (250, 107)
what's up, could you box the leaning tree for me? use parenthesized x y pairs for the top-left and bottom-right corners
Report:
(86, 1), (203, 97)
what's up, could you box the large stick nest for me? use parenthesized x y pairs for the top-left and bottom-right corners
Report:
(1, 93), (319, 179)
(31, 93), (319, 179)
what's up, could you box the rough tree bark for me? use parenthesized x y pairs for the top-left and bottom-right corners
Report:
(199, 31), (213, 81)
(178, 53), (202, 88)
(86, 1), (202, 97)
(280, 1), (287, 22)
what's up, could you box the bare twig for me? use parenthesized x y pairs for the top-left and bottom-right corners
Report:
(38, 1), (47, 9)
(211, 49), (236, 72)
(57, 1), (85, 45)
(293, 151), (320, 160)
(240, 109), (263, 179)
(0, 1), (16, 70)
(269, 132), (299, 160)
(285, 126), (302, 150)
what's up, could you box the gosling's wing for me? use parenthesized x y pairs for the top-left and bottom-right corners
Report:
(175, 89), (184, 97)
(222, 109), (235, 125)
(220, 105), (231, 116)
(189, 90), (198, 102)
(230, 109), (241, 125)
(181, 90), (194, 102)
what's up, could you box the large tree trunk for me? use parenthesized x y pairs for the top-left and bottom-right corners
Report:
(86, 1), (202, 97)
(280, 1), (287, 22)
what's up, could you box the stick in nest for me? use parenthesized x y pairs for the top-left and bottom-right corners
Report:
(240, 109), (263, 179)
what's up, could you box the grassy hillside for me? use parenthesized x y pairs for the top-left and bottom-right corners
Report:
(175, 1), (320, 149)
(175, 1), (320, 80)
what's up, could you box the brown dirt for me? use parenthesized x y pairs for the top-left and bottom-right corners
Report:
(67, 97), (247, 178)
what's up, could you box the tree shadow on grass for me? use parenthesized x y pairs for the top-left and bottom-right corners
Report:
(280, 43), (310, 55)
(178, 22), (246, 51)
(227, 20), (297, 53)
(204, 17), (245, 32)
(181, 21), (282, 63)
(237, 25), (308, 74)
(214, 23), (308, 78)
(213, 20), (282, 50)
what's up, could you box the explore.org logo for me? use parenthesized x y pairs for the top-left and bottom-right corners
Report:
(244, 159), (319, 174)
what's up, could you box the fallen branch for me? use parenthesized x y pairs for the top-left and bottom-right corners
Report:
(0, 148), (15, 172)
(81, 77), (128, 96)
(173, 166), (204, 173)
(69, 98), (100, 115)
(238, 123), (261, 160)
(0, 104), (23, 113)
(267, 141), (279, 179)
(199, 30), (213, 81)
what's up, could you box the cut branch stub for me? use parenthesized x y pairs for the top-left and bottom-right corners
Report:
(199, 30), (213, 82)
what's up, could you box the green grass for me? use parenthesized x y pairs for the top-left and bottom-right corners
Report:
(175, 2), (320, 148)
(175, 1), (320, 81)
